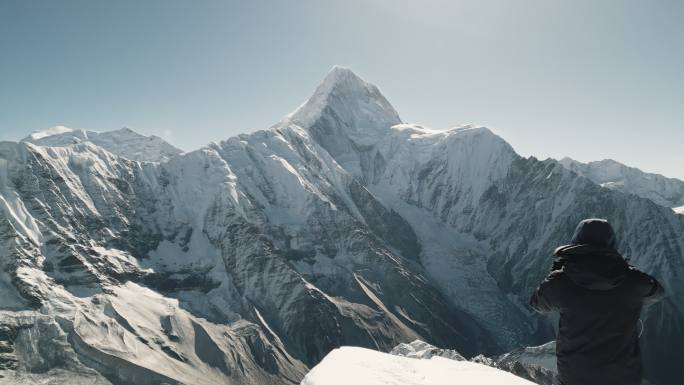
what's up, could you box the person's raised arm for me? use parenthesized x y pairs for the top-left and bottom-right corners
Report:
(630, 268), (665, 306)
(642, 273), (665, 306)
(530, 271), (564, 313)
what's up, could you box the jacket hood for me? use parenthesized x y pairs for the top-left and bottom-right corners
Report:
(554, 244), (629, 290)
(570, 218), (617, 249)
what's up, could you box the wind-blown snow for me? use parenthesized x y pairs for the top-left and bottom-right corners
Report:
(26, 125), (74, 140)
(300, 347), (535, 385)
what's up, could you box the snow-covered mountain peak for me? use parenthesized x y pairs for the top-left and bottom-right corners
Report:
(560, 157), (684, 208)
(24, 125), (74, 140)
(289, 66), (401, 134)
(391, 124), (516, 166)
(316, 65), (372, 97)
(22, 126), (182, 163)
(322, 65), (362, 84)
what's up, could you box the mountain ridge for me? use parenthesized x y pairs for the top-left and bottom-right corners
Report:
(21, 126), (183, 163)
(559, 157), (684, 209)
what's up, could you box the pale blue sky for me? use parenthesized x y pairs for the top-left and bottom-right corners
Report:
(1, 0), (682, 179)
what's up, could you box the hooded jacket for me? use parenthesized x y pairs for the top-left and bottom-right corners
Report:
(530, 219), (664, 385)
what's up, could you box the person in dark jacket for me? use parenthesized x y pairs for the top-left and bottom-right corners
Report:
(530, 218), (664, 385)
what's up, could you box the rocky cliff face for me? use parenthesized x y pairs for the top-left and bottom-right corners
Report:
(0, 67), (682, 385)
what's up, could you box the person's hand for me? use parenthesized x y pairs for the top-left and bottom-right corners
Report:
(551, 258), (565, 271)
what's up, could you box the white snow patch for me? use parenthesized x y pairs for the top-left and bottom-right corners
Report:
(301, 346), (535, 385)
(674, 206), (684, 215)
(0, 191), (43, 245)
(289, 65), (401, 134)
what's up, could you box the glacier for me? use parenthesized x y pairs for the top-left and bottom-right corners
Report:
(0, 66), (682, 385)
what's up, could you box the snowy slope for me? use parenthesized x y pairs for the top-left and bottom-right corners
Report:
(560, 158), (684, 208)
(0, 141), (307, 384)
(22, 126), (182, 162)
(301, 346), (535, 385)
(674, 206), (684, 215)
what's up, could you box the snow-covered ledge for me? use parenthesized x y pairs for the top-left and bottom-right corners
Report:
(300, 346), (535, 385)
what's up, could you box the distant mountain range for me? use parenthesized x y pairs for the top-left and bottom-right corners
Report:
(23, 125), (182, 162)
(0, 66), (681, 385)
(559, 157), (684, 210)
